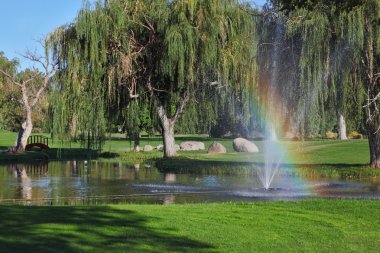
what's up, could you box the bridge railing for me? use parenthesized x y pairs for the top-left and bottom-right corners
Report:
(27, 135), (49, 147)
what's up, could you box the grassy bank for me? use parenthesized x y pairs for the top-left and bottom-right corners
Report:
(155, 139), (379, 178)
(0, 199), (379, 253)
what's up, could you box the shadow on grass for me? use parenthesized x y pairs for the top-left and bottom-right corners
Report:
(0, 205), (213, 253)
(0, 146), (9, 150)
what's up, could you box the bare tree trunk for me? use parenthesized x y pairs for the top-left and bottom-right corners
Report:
(161, 116), (176, 157)
(15, 110), (33, 152)
(146, 79), (188, 158)
(68, 114), (77, 139)
(337, 112), (348, 140)
(1, 45), (57, 153)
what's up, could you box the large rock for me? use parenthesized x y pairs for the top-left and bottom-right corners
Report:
(232, 138), (259, 153)
(180, 141), (205, 151)
(143, 145), (154, 152)
(207, 142), (227, 154)
(156, 144), (180, 151)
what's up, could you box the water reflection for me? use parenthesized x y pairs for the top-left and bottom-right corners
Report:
(14, 164), (32, 200)
(69, 160), (79, 175)
(165, 173), (176, 183)
(163, 195), (176, 205)
(0, 161), (379, 205)
(369, 184), (380, 192)
(134, 164), (140, 180)
(7, 163), (49, 203)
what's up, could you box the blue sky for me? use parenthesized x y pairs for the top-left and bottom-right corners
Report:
(0, 0), (266, 70)
(0, 0), (95, 69)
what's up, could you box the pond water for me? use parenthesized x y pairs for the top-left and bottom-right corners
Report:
(0, 160), (379, 205)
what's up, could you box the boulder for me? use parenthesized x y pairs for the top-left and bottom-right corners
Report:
(180, 141), (205, 151)
(156, 144), (180, 151)
(207, 142), (227, 154)
(143, 145), (154, 152)
(232, 138), (259, 153)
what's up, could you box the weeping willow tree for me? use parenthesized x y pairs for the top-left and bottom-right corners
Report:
(277, 0), (380, 167)
(350, 1), (380, 168)
(50, 0), (258, 157)
(49, 2), (109, 149)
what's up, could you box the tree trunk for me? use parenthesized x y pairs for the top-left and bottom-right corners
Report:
(133, 132), (140, 152)
(15, 110), (33, 152)
(337, 112), (348, 140)
(161, 116), (177, 157)
(363, 16), (380, 168)
(146, 79), (188, 158)
(368, 123), (380, 168)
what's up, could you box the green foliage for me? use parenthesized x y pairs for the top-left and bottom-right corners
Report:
(49, 0), (258, 147)
(0, 52), (19, 130)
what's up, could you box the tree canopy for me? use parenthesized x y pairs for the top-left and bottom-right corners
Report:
(50, 0), (258, 156)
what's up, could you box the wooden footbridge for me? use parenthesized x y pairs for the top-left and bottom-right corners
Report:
(25, 135), (49, 151)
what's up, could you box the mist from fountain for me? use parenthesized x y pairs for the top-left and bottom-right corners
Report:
(255, 17), (284, 190)
(269, 124), (278, 141)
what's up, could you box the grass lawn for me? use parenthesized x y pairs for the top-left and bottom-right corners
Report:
(0, 199), (379, 253)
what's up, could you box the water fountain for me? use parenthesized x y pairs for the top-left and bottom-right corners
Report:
(256, 134), (283, 190)
(256, 16), (283, 190)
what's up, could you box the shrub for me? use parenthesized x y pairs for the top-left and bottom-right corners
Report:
(325, 131), (337, 139)
(348, 131), (363, 139)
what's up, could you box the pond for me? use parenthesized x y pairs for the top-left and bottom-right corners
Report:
(0, 160), (379, 205)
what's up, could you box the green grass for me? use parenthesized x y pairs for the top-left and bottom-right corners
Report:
(0, 199), (379, 253)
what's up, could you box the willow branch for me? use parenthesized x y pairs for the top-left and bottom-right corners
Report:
(146, 76), (170, 123)
(173, 88), (189, 122)
(146, 76), (161, 106)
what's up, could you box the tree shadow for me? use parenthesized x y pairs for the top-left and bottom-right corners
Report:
(0, 205), (214, 253)
(0, 146), (9, 151)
